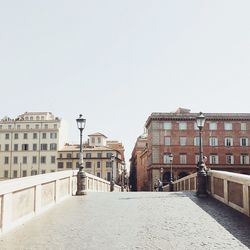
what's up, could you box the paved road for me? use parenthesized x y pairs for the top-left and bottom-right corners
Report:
(0, 192), (250, 250)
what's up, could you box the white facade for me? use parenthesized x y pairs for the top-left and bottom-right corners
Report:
(0, 112), (67, 179)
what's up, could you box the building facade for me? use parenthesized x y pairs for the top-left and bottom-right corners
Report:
(133, 108), (250, 191)
(0, 112), (67, 179)
(129, 134), (148, 191)
(57, 133), (126, 185)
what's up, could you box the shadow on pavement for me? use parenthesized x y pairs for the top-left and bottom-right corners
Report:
(187, 192), (250, 248)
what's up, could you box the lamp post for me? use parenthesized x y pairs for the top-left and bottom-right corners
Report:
(169, 153), (174, 191)
(76, 114), (86, 195)
(196, 112), (207, 197)
(160, 167), (163, 182)
(110, 154), (115, 192)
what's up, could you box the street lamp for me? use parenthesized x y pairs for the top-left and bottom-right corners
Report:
(110, 154), (115, 192)
(169, 153), (174, 191)
(121, 161), (125, 192)
(76, 114), (86, 195)
(196, 112), (207, 197)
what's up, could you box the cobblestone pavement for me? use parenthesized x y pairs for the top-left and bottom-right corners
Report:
(0, 192), (250, 250)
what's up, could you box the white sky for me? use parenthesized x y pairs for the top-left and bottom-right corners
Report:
(1, 1), (250, 165)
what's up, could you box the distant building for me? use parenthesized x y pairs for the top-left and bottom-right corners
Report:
(0, 112), (67, 179)
(129, 134), (148, 191)
(133, 108), (250, 191)
(57, 133), (125, 184)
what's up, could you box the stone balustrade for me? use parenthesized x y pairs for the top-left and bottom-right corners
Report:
(207, 170), (250, 217)
(163, 170), (250, 217)
(0, 170), (120, 235)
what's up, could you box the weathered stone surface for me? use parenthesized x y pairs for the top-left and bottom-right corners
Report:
(0, 192), (250, 250)
(41, 182), (55, 207)
(12, 188), (35, 221)
(214, 177), (224, 198)
(228, 181), (243, 207)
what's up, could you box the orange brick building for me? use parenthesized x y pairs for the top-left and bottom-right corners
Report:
(130, 108), (250, 191)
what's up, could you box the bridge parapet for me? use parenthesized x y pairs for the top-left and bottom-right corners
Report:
(208, 170), (250, 217)
(0, 171), (120, 235)
(163, 170), (250, 217)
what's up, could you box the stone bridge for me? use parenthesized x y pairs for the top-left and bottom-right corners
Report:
(0, 171), (250, 250)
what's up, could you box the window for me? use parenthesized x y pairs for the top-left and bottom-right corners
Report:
(4, 170), (8, 178)
(241, 123), (247, 131)
(50, 143), (57, 150)
(194, 122), (199, 130)
(33, 144), (37, 151)
(36, 116), (40, 120)
(4, 156), (9, 164)
(41, 170), (46, 174)
(59, 153), (63, 158)
(107, 153), (113, 158)
(86, 153), (92, 158)
(194, 137), (201, 146)
(51, 156), (56, 164)
(22, 144), (29, 151)
(209, 122), (217, 130)
(50, 132), (57, 139)
(23, 156), (27, 164)
(31, 170), (37, 175)
(209, 137), (218, 146)
(240, 154), (249, 164)
(163, 154), (172, 164)
(13, 171), (18, 178)
(14, 133), (18, 139)
(67, 153), (72, 158)
(26, 125), (30, 129)
(32, 156), (37, 164)
(35, 124), (39, 129)
(17, 125), (21, 129)
(33, 133), (37, 139)
(164, 137), (171, 146)
(5, 133), (10, 139)
(240, 138), (248, 146)
(226, 155), (234, 164)
(8, 125), (12, 129)
(210, 155), (219, 164)
(45, 124), (48, 129)
(54, 124), (57, 129)
(97, 153), (102, 158)
(91, 137), (95, 143)
(41, 156), (46, 164)
(180, 137), (187, 146)
(180, 154), (187, 164)
(97, 161), (101, 168)
(86, 162), (92, 168)
(14, 144), (18, 151)
(225, 138), (233, 146)
(179, 122), (187, 130)
(98, 137), (101, 143)
(58, 162), (64, 168)
(107, 172), (111, 181)
(30, 117), (33, 121)
(23, 133), (28, 139)
(224, 122), (232, 130)
(22, 170), (27, 177)
(5, 144), (9, 151)
(41, 144), (47, 151)
(66, 162), (72, 168)
(164, 122), (172, 130)
(97, 172), (101, 178)
(13, 156), (18, 164)
(42, 133), (46, 139)
(106, 161), (112, 168)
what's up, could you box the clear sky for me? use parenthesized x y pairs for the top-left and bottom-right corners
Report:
(1, 1), (250, 165)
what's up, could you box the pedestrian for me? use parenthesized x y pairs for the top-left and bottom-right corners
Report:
(158, 179), (163, 192)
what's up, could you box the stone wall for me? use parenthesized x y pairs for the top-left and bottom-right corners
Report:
(0, 170), (120, 235)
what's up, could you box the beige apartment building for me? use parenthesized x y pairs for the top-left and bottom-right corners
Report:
(0, 112), (67, 179)
(57, 133), (125, 183)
